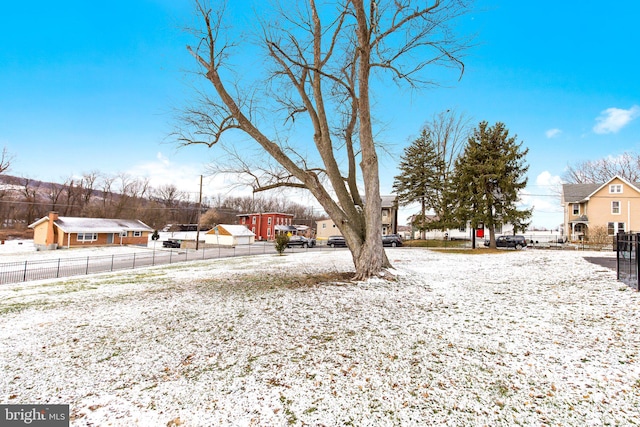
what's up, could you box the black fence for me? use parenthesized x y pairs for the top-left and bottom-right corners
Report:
(616, 232), (640, 290)
(0, 243), (324, 285)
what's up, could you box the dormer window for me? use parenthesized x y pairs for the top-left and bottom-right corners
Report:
(610, 184), (623, 193)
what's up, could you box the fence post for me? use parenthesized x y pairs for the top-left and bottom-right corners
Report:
(132, 253), (136, 269)
(616, 233), (621, 281)
(86, 256), (90, 275)
(23, 260), (28, 282)
(636, 233), (640, 291)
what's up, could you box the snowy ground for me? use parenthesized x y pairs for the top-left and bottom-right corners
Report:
(1, 247), (639, 426)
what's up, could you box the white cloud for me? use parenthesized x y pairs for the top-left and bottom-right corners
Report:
(593, 105), (640, 134)
(127, 155), (208, 199)
(518, 171), (564, 229)
(545, 128), (562, 139)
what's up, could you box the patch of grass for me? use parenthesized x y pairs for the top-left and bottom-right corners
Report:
(0, 300), (50, 315)
(202, 271), (355, 292)
(431, 248), (505, 255)
(403, 239), (469, 248)
(279, 395), (298, 425)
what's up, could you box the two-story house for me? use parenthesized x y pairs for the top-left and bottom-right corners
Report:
(314, 195), (398, 242)
(236, 212), (295, 241)
(562, 176), (640, 241)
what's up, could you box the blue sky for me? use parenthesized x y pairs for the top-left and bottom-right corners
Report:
(1, 1), (639, 229)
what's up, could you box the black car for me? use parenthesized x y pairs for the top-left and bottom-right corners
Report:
(327, 235), (347, 248)
(382, 234), (403, 247)
(484, 235), (528, 250)
(286, 235), (316, 248)
(162, 239), (181, 248)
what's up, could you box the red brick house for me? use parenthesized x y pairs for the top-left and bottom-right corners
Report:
(29, 211), (153, 250)
(237, 212), (295, 241)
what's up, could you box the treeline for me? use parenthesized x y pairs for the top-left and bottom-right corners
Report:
(0, 172), (326, 232)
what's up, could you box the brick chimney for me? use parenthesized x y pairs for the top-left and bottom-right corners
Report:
(46, 211), (59, 246)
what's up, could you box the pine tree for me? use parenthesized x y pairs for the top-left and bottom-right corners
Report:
(393, 130), (445, 238)
(449, 121), (531, 248)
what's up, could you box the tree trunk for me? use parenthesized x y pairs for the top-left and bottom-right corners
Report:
(351, 0), (390, 280)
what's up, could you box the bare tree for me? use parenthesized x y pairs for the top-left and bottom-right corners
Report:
(423, 109), (472, 186)
(178, 0), (471, 279)
(18, 178), (42, 225)
(564, 152), (640, 184)
(47, 183), (65, 212)
(0, 147), (13, 174)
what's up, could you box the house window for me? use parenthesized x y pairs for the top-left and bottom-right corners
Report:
(268, 217), (272, 225)
(133, 231), (142, 237)
(458, 225), (466, 232)
(119, 231), (128, 237)
(322, 223), (326, 229)
(494, 224), (503, 234)
(267, 228), (271, 237)
(608, 222), (615, 235)
(612, 201), (620, 214)
(77, 233), (97, 242)
(618, 222), (625, 233)
(609, 184), (623, 193)
(572, 204), (579, 215)
(241, 218), (246, 225)
(252, 216), (256, 224)
(251, 227), (255, 234)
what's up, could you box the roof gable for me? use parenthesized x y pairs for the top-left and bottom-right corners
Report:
(562, 175), (640, 203)
(207, 224), (254, 237)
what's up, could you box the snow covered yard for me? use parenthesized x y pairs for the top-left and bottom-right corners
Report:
(1, 248), (639, 426)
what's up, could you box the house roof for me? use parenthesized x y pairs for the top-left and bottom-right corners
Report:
(29, 216), (153, 233)
(206, 224), (255, 237)
(562, 175), (640, 203)
(236, 212), (294, 217)
(561, 183), (601, 203)
(381, 195), (397, 208)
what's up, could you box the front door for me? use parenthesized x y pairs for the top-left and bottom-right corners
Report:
(107, 233), (114, 244)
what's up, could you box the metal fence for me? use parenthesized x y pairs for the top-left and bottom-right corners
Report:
(616, 232), (639, 290)
(0, 243), (310, 285)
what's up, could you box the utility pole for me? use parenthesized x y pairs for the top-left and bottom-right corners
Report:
(195, 175), (203, 250)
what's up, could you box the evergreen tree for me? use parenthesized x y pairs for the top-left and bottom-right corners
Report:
(449, 121), (531, 248)
(393, 130), (445, 239)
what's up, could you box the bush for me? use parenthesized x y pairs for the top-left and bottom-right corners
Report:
(586, 225), (612, 249)
(274, 234), (290, 255)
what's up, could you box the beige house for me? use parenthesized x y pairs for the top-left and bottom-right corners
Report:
(316, 219), (342, 241)
(204, 224), (255, 246)
(315, 195), (399, 242)
(29, 211), (153, 250)
(562, 176), (640, 241)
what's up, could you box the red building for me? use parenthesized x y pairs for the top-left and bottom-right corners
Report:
(237, 212), (295, 241)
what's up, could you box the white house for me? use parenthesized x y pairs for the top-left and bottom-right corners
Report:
(205, 224), (255, 246)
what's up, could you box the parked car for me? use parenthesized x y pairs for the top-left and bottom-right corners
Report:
(162, 239), (181, 248)
(287, 235), (316, 248)
(327, 235), (347, 248)
(382, 234), (403, 247)
(484, 235), (528, 250)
